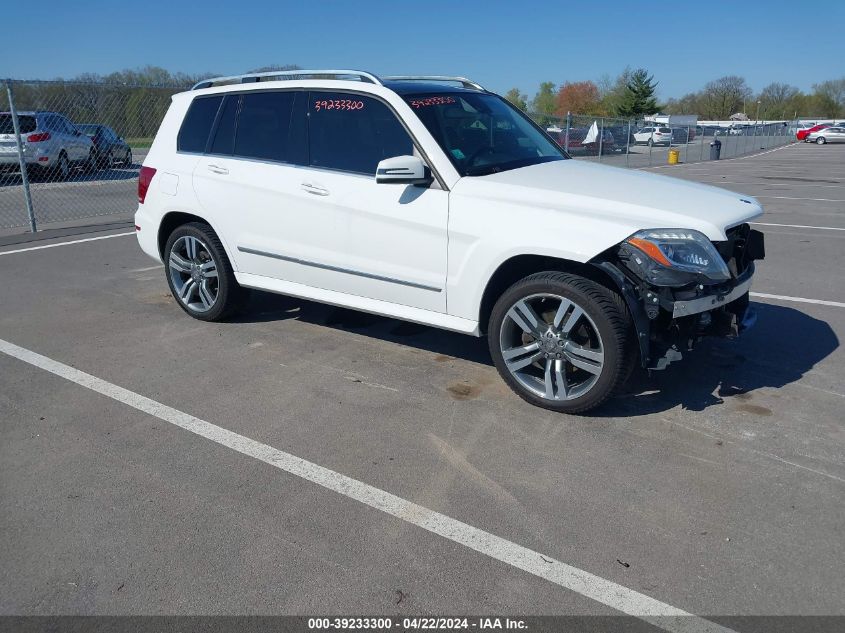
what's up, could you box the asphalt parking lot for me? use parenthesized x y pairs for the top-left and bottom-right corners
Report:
(1, 142), (843, 631)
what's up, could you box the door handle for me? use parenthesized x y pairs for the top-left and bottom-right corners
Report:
(207, 164), (228, 175)
(301, 182), (329, 196)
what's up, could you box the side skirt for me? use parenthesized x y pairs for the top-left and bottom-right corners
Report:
(234, 272), (481, 336)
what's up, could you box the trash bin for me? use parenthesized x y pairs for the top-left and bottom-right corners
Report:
(710, 138), (722, 160)
(668, 149), (680, 164)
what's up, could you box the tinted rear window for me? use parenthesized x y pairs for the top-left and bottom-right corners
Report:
(178, 96), (223, 153)
(209, 95), (238, 155)
(658, 127), (671, 132)
(0, 114), (37, 134)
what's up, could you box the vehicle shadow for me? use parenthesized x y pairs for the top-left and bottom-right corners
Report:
(235, 293), (838, 414)
(599, 302), (839, 417)
(234, 290), (492, 363)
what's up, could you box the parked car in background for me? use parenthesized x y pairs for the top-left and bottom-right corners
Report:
(633, 126), (672, 146)
(548, 127), (615, 154)
(799, 123), (831, 141)
(78, 124), (133, 167)
(606, 124), (635, 148)
(0, 111), (95, 179)
(671, 127), (697, 143)
(807, 126), (845, 144)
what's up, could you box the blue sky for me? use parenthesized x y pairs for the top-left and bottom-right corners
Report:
(4, 0), (843, 99)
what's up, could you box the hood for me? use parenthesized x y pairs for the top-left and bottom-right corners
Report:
(452, 159), (763, 241)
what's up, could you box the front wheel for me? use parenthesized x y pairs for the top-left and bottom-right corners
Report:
(488, 272), (634, 414)
(816, 137), (826, 145)
(164, 222), (244, 321)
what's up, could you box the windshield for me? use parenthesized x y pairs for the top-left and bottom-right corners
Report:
(404, 92), (567, 176)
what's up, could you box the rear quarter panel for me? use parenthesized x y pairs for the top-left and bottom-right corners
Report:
(135, 92), (226, 262)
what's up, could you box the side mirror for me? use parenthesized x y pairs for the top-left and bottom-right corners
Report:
(375, 155), (432, 186)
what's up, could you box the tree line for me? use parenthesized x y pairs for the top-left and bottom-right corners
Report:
(6, 65), (299, 139)
(8, 65), (844, 137)
(505, 68), (845, 122)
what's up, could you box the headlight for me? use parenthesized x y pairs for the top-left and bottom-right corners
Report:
(625, 228), (731, 284)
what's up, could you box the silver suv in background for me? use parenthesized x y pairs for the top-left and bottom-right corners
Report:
(0, 111), (95, 180)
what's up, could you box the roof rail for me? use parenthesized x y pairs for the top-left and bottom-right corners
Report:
(382, 75), (486, 91)
(192, 69), (383, 91)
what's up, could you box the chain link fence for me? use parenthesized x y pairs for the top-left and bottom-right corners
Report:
(1, 78), (799, 235)
(528, 110), (797, 168)
(1, 79), (186, 232)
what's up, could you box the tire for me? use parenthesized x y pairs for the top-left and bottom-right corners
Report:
(124, 149), (132, 166)
(816, 137), (826, 145)
(53, 152), (70, 181)
(488, 271), (634, 414)
(647, 138), (653, 147)
(163, 222), (244, 322)
(84, 149), (97, 173)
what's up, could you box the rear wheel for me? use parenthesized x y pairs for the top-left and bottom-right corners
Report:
(816, 137), (826, 145)
(488, 272), (634, 414)
(124, 148), (132, 166)
(53, 152), (70, 181)
(164, 222), (244, 322)
(84, 149), (97, 173)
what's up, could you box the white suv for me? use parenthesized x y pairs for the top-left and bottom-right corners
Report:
(135, 70), (765, 413)
(633, 126), (673, 147)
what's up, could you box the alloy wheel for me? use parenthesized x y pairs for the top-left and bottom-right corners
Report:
(168, 235), (219, 313)
(499, 293), (604, 401)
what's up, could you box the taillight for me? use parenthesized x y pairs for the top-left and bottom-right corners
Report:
(27, 132), (51, 142)
(138, 166), (157, 204)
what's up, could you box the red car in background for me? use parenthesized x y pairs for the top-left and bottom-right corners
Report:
(797, 123), (830, 141)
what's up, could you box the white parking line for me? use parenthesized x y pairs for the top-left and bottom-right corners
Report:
(0, 336), (734, 633)
(695, 182), (844, 188)
(752, 222), (845, 232)
(0, 231), (135, 256)
(755, 195), (845, 202)
(751, 293), (845, 308)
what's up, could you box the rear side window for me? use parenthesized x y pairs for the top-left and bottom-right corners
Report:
(178, 96), (223, 153)
(0, 114), (37, 134)
(209, 95), (238, 155)
(234, 91), (297, 162)
(658, 127), (671, 133)
(308, 91), (414, 174)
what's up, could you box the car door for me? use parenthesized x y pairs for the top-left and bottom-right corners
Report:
(192, 89), (346, 284)
(296, 90), (448, 313)
(54, 116), (76, 160)
(60, 116), (86, 161)
(831, 127), (845, 143)
(45, 115), (68, 159)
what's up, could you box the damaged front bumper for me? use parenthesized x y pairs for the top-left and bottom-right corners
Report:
(670, 271), (753, 318)
(594, 225), (764, 371)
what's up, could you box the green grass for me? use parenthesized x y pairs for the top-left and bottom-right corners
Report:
(125, 137), (154, 149)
